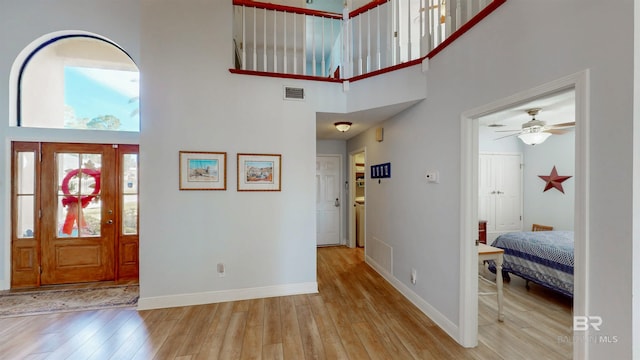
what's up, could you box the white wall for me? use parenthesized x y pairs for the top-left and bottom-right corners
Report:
(523, 131), (575, 231)
(137, 0), (346, 305)
(349, 0), (635, 357)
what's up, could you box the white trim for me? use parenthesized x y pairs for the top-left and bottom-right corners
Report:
(366, 254), (459, 340)
(459, 70), (590, 357)
(137, 282), (318, 311)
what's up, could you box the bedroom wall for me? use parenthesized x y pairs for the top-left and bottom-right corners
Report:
(348, 0), (635, 357)
(523, 131), (575, 231)
(479, 122), (576, 232)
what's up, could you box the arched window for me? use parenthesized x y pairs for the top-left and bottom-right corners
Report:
(18, 34), (139, 131)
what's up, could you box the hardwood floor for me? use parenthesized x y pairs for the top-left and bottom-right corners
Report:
(0, 246), (572, 359)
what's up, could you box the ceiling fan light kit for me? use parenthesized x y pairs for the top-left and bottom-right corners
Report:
(493, 107), (575, 146)
(518, 131), (552, 145)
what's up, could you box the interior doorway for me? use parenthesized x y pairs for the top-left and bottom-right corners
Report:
(459, 71), (589, 359)
(348, 148), (366, 248)
(11, 142), (139, 288)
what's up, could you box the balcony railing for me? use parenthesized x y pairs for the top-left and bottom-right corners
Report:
(232, 0), (506, 81)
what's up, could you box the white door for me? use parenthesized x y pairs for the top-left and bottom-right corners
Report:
(494, 154), (522, 232)
(316, 156), (341, 246)
(479, 153), (522, 238)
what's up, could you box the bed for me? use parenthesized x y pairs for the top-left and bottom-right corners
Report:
(488, 230), (574, 297)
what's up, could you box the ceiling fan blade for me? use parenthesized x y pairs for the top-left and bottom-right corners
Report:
(494, 133), (519, 140)
(549, 121), (575, 128)
(494, 129), (521, 133)
(545, 129), (569, 135)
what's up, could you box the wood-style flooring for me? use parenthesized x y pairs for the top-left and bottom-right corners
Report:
(0, 246), (572, 359)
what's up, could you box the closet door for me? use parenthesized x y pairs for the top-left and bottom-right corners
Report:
(479, 153), (522, 235)
(493, 154), (522, 232)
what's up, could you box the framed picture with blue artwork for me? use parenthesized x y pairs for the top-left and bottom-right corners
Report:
(179, 151), (227, 190)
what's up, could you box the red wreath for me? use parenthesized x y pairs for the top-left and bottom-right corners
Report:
(60, 168), (101, 235)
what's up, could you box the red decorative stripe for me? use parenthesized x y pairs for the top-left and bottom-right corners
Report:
(349, 0), (390, 18)
(349, 58), (424, 82)
(233, 0), (342, 19)
(229, 68), (343, 83)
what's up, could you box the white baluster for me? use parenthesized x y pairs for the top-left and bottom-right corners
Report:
(395, 0), (400, 65)
(467, 0), (473, 22)
(263, 8), (267, 72)
(253, 7), (257, 71)
(456, 0), (462, 31)
(358, 15), (363, 75)
(242, 5), (246, 70)
(377, 5), (381, 70)
(366, 10), (371, 73)
(294, 14), (297, 74)
(407, 0), (412, 61)
(312, 16), (316, 76)
(321, 17), (325, 77)
(284, 11), (288, 74)
(273, 10), (277, 73)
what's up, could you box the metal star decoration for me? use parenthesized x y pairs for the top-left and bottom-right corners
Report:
(538, 166), (572, 193)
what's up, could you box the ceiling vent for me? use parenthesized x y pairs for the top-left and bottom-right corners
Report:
(283, 86), (305, 101)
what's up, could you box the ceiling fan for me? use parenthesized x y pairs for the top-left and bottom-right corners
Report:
(494, 108), (575, 145)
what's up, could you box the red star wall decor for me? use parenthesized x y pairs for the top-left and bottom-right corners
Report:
(539, 166), (572, 193)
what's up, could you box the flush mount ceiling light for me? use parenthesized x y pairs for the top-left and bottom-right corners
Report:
(334, 122), (352, 132)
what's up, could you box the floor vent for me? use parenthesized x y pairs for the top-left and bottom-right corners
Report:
(284, 86), (305, 101)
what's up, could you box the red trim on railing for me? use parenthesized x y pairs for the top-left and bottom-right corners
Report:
(233, 0), (342, 19)
(349, 58), (424, 82)
(426, 0), (507, 59)
(349, 0), (390, 18)
(229, 68), (343, 83)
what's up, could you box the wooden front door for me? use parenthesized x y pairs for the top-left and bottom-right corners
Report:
(40, 143), (116, 284)
(11, 142), (139, 288)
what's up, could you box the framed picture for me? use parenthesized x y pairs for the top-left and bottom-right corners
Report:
(179, 151), (227, 190)
(237, 153), (282, 191)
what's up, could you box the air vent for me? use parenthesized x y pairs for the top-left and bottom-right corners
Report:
(283, 86), (305, 101)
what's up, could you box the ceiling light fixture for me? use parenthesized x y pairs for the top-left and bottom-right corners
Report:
(517, 129), (551, 145)
(334, 122), (352, 132)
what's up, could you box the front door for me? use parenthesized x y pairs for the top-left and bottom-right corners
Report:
(316, 155), (341, 246)
(40, 143), (116, 285)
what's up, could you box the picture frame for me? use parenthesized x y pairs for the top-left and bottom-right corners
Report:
(237, 153), (282, 192)
(179, 151), (227, 190)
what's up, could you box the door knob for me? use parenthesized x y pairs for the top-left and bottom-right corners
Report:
(105, 220), (113, 224)
(334, 198), (340, 207)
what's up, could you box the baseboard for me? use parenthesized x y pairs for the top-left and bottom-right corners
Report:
(137, 282), (318, 310)
(365, 255), (460, 344)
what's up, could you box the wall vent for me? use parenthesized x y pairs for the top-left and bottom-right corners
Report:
(283, 86), (305, 101)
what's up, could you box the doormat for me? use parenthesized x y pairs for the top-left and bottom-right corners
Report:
(0, 285), (139, 318)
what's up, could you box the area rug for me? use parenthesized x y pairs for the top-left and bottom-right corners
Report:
(0, 285), (139, 318)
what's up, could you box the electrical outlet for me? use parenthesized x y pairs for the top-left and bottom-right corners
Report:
(217, 263), (225, 277)
(411, 268), (417, 285)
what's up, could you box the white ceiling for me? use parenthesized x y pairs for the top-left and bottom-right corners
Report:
(316, 100), (421, 140)
(477, 89), (576, 135)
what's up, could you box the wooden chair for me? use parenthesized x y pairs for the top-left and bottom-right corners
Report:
(531, 223), (553, 232)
